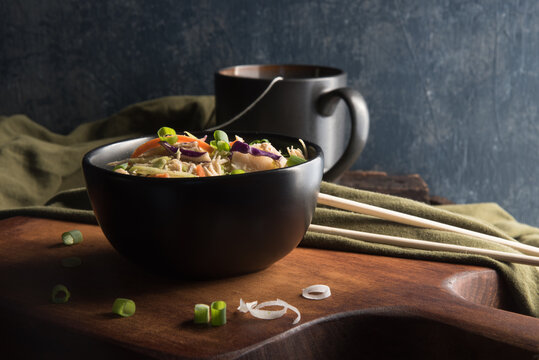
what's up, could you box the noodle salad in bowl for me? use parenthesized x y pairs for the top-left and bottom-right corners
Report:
(82, 128), (323, 279)
(108, 127), (308, 178)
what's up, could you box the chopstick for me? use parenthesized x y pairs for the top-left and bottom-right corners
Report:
(308, 224), (539, 266)
(317, 193), (539, 257)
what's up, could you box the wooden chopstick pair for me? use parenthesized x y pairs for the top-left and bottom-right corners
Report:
(307, 193), (539, 267)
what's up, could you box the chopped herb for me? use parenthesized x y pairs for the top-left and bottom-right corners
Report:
(210, 301), (227, 326)
(51, 284), (70, 304)
(112, 298), (136, 317)
(62, 230), (83, 245)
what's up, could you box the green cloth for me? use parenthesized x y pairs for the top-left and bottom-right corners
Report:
(1, 96), (537, 317)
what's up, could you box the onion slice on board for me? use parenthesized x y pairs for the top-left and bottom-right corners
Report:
(237, 298), (301, 324)
(302, 285), (331, 300)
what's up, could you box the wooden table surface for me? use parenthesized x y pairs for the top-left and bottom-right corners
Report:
(0, 216), (537, 359)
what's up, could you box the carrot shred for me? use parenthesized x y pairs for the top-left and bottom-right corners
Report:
(153, 173), (170, 178)
(131, 135), (213, 158)
(131, 138), (162, 158)
(196, 164), (206, 177)
(176, 135), (214, 153)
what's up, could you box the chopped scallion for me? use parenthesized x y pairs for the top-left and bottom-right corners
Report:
(151, 157), (167, 169)
(249, 139), (269, 145)
(113, 162), (129, 170)
(157, 127), (178, 145)
(194, 304), (210, 324)
(51, 284), (70, 304)
(286, 155), (307, 167)
(112, 298), (136, 317)
(183, 131), (198, 139)
(62, 230), (83, 245)
(129, 165), (196, 177)
(216, 140), (230, 152)
(213, 130), (229, 143)
(230, 169), (245, 175)
(210, 301), (226, 326)
(61, 256), (82, 268)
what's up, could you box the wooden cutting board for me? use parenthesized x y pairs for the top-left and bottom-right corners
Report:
(0, 216), (537, 359)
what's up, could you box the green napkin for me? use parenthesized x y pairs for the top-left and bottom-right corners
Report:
(309, 182), (539, 317)
(1, 96), (537, 317)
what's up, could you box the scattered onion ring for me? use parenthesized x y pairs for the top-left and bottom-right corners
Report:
(302, 284), (331, 300)
(237, 298), (301, 324)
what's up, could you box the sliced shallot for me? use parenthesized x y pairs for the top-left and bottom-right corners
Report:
(302, 284), (331, 300)
(237, 298), (301, 324)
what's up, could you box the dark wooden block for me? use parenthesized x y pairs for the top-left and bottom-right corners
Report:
(0, 217), (536, 359)
(336, 170), (453, 205)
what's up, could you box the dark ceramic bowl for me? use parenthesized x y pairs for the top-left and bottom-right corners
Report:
(82, 132), (324, 279)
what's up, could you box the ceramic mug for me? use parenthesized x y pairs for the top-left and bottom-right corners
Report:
(213, 64), (369, 181)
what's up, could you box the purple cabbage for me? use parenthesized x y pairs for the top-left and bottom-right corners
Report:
(180, 148), (206, 158)
(230, 141), (282, 160)
(159, 141), (206, 158)
(159, 141), (178, 155)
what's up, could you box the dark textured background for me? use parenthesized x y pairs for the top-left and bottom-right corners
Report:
(1, 0), (538, 226)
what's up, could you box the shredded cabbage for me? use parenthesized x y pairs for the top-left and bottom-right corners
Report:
(108, 129), (307, 178)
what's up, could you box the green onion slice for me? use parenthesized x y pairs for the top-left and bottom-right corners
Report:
(61, 256), (82, 268)
(151, 157), (168, 169)
(157, 126), (178, 145)
(113, 162), (129, 170)
(112, 298), (136, 317)
(249, 139), (269, 145)
(62, 230), (83, 245)
(216, 140), (230, 152)
(194, 304), (210, 324)
(129, 165), (196, 177)
(183, 131), (198, 139)
(230, 169), (245, 175)
(51, 284), (71, 304)
(213, 130), (229, 143)
(210, 301), (227, 326)
(286, 155), (307, 167)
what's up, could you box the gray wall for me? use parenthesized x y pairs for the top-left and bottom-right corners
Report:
(2, 0), (538, 226)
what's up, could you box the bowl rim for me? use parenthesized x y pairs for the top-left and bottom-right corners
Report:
(82, 130), (324, 183)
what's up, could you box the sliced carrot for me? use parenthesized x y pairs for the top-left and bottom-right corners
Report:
(152, 173), (170, 178)
(176, 135), (214, 153)
(131, 135), (213, 158)
(131, 138), (161, 158)
(196, 164), (206, 177)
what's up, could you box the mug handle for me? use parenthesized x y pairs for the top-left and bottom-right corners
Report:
(316, 88), (370, 182)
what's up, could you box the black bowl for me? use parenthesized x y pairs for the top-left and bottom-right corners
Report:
(82, 132), (324, 279)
